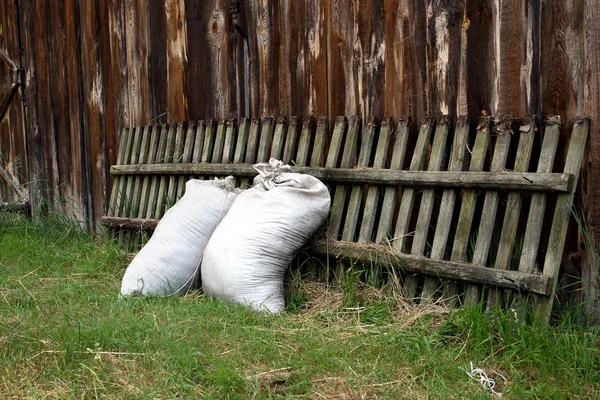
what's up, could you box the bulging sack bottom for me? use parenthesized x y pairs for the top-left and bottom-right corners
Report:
(201, 159), (331, 313)
(120, 177), (239, 297)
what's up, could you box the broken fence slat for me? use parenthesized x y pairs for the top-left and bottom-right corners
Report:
(311, 241), (552, 297)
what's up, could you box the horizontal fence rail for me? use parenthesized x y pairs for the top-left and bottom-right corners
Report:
(111, 164), (573, 192)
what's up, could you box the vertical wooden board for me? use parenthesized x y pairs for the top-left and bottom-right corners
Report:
(211, 120), (227, 163)
(79, 0), (107, 227)
(540, 1), (586, 310)
(282, 116), (299, 164)
(464, 0), (494, 119)
(202, 120), (216, 163)
(445, 117), (490, 302)
(326, 0), (385, 118)
(411, 117), (450, 255)
(278, 0), (301, 117)
(177, 122), (198, 200)
(146, 1), (167, 120)
(487, 119), (536, 310)
(45, 3), (62, 211)
(0, 1), (27, 193)
(184, 0), (204, 119)
(241, 118), (261, 187)
(519, 119), (560, 274)
(115, 131), (139, 244)
(541, 0), (584, 122)
(222, 119), (237, 163)
(309, 0), (329, 117)
(31, 1), (57, 210)
(306, 116), (333, 281)
(166, 123), (186, 207)
(490, 0), (540, 117)
(191, 121), (206, 181)
(165, 0), (188, 121)
(234, 118), (250, 164)
(247, 0), (280, 117)
(155, 124), (177, 217)
(108, 128), (129, 216)
(456, 3), (469, 117)
(425, 2), (461, 120)
(328, 116), (360, 240)
(376, 117), (410, 243)
(192, 121), (206, 164)
(0, 0), (20, 206)
(359, 117), (393, 243)
(294, 117), (314, 167)
(128, 126), (151, 237)
(405, 116), (450, 300)
(535, 118), (589, 321)
(449, 118), (491, 261)
(310, 116), (328, 167)
(326, 0), (356, 117)
(290, 0), (328, 117)
(105, 0), (130, 157)
(257, 116), (274, 162)
(115, 128), (135, 216)
(63, 0), (87, 220)
(115, 127), (138, 244)
(145, 125), (168, 219)
(325, 116), (347, 168)
(463, 121), (513, 305)
(431, 117), (470, 259)
(138, 125), (160, 218)
(19, 1), (42, 212)
(393, 118), (434, 254)
(199, 0), (235, 119)
(47, 2), (77, 217)
(493, 120), (536, 271)
(124, 0), (149, 126)
(382, 1), (427, 121)
(342, 117), (377, 242)
(123, 126), (144, 217)
(422, 117), (470, 302)
(210, 120), (227, 180)
(583, 1), (600, 321)
(270, 116), (286, 160)
(229, 0), (248, 120)
(244, 118), (262, 163)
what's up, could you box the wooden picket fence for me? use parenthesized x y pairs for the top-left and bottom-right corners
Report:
(102, 115), (589, 322)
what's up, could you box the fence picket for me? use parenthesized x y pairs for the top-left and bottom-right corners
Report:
(328, 116), (360, 240)
(487, 118), (536, 310)
(376, 118), (410, 243)
(359, 117), (393, 244)
(464, 120), (512, 305)
(342, 117), (377, 242)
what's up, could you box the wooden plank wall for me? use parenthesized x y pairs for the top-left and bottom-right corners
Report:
(0, 1), (26, 204)
(0, 0), (598, 317)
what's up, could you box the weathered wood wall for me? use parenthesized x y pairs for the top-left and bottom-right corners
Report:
(0, 0), (598, 317)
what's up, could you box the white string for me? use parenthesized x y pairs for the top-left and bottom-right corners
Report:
(460, 362), (506, 398)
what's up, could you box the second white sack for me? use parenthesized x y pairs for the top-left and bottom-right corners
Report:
(201, 159), (331, 313)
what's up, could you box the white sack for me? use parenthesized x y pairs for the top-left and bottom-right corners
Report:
(201, 159), (331, 312)
(120, 177), (239, 297)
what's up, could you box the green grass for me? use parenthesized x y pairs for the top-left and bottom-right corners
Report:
(1, 213), (599, 399)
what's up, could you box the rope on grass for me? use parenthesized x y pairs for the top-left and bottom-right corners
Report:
(460, 362), (506, 398)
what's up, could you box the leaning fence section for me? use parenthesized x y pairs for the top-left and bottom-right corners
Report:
(102, 115), (589, 322)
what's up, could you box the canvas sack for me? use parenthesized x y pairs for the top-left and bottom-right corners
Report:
(201, 159), (331, 312)
(120, 177), (239, 296)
